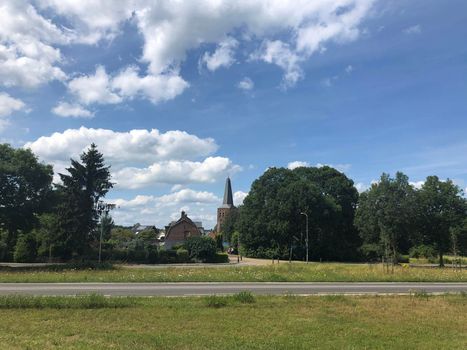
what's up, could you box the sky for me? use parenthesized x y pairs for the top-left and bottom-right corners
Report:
(1, 0), (466, 229)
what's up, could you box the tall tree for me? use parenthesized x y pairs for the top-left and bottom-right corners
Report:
(416, 176), (466, 266)
(57, 144), (113, 257)
(238, 166), (360, 261)
(355, 172), (415, 265)
(0, 144), (53, 255)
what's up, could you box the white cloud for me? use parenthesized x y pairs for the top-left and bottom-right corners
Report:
(0, 93), (25, 132)
(111, 66), (189, 104)
(113, 157), (241, 189)
(201, 37), (238, 71)
(287, 161), (310, 170)
(234, 191), (248, 206)
(52, 102), (94, 118)
(316, 162), (352, 173)
(403, 25), (421, 35)
(345, 65), (354, 73)
(110, 189), (222, 227)
(66, 65), (189, 106)
(410, 180), (425, 189)
(253, 40), (303, 88)
(0, 93), (25, 117)
(24, 127), (240, 189)
(237, 77), (254, 91)
(355, 182), (369, 193)
(0, 0), (68, 88)
(24, 126), (218, 166)
(68, 66), (122, 105)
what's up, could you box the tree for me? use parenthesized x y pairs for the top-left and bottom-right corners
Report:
(184, 236), (217, 262)
(14, 231), (37, 263)
(0, 144), (53, 255)
(220, 208), (239, 243)
(99, 212), (114, 242)
(238, 166), (360, 261)
(416, 176), (466, 266)
(355, 172), (415, 267)
(56, 144), (113, 258)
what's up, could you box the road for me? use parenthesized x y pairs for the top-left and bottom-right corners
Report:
(0, 282), (466, 296)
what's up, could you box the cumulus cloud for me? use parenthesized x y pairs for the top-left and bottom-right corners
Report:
(287, 161), (310, 170)
(0, 0), (68, 88)
(24, 127), (240, 189)
(234, 191), (248, 206)
(52, 102), (93, 118)
(237, 77), (254, 91)
(110, 189), (222, 227)
(113, 157), (241, 189)
(0, 93), (26, 131)
(201, 37), (238, 71)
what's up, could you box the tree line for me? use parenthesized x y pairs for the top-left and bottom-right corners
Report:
(1, 143), (466, 265)
(221, 167), (467, 266)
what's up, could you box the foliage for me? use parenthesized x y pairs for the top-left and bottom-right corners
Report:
(56, 143), (113, 258)
(415, 176), (466, 266)
(98, 212), (114, 241)
(220, 208), (239, 242)
(355, 172), (415, 264)
(238, 166), (360, 261)
(176, 248), (189, 262)
(409, 245), (436, 259)
(233, 291), (255, 304)
(13, 231), (37, 262)
(184, 236), (217, 262)
(0, 144), (53, 252)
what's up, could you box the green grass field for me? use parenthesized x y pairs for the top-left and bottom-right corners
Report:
(0, 294), (465, 349)
(0, 262), (465, 283)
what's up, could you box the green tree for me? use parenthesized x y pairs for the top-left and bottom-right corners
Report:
(184, 236), (217, 262)
(56, 144), (113, 258)
(238, 166), (360, 261)
(0, 144), (53, 254)
(416, 176), (466, 266)
(99, 212), (114, 241)
(13, 231), (37, 262)
(220, 208), (240, 243)
(355, 172), (415, 266)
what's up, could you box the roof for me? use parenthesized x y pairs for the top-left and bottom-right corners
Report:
(222, 177), (234, 208)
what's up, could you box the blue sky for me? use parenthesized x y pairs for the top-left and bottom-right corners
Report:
(1, 0), (466, 228)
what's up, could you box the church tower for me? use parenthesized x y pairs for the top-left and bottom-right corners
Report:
(216, 177), (235, 232)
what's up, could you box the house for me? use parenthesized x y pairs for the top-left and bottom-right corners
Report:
(163, 211), (202, 249)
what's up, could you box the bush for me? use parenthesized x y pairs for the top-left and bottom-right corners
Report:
(146, 245), (158, 264)
(176, 248), (190, 263)
(358, 243), (383, 262)
(14, 232), (37, 263)
(409, 245), (436, 259)
(184, 236), (217, 262)
(206, 253), (229, 263)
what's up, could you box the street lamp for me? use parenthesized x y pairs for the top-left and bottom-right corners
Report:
(95, 201), (116, 264)
(300, 212), (309, 263)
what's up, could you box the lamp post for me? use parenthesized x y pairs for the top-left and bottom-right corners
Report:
(300, 212), (309, 263)
(95, 201), (116, 264)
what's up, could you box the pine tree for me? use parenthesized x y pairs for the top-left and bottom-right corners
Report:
(57, 144), (113, 258)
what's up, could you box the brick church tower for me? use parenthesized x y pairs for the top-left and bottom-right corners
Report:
(216, 177), (235, 232)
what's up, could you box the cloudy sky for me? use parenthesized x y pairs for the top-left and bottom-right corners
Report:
(1, 0), (466, 228)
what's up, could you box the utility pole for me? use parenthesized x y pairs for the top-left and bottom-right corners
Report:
(300, 212), (309, 263)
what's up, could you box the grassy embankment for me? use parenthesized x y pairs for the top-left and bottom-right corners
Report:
(0, 262), (465, 283)
(0, 293), (465, 349)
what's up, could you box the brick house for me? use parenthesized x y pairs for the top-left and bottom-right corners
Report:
(163, 211), (202, 249)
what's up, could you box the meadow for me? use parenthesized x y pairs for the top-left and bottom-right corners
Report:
(0, 293), (465, 349)
(0, 262), (465, 283)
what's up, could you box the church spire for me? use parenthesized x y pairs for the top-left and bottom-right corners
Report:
(222, 177), (234, 207)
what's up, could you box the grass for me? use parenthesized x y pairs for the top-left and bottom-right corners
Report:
(0, 294), (465, 349)
(0, 262), (465, 283)
(0, 294), (135, 309)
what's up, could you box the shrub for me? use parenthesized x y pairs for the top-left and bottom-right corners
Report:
(184, 236), (217, 262)
(176, 248), (190, 263)
(14, 231), (37, 263)
(359, 243), (383, 262)
(206, 253), (229, 263)
(146, 245), (158, 264)
(409, 245), (436, 259)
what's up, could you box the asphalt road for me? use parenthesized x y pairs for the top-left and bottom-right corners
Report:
(0, 282), (466, 296)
